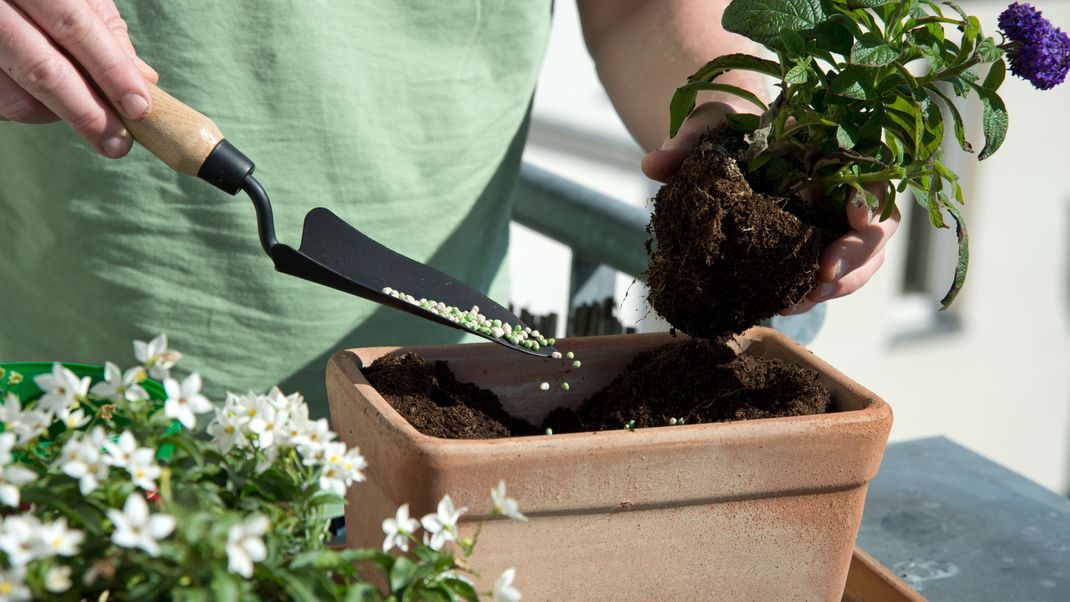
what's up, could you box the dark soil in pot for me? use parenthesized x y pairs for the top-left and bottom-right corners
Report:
(646, 126), (849, 339)
(361, 339), (830, 439)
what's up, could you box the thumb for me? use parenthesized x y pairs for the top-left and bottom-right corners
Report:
(642, 102), (739, 183)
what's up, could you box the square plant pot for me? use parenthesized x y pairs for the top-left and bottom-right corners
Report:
(327, 327), (892, 600)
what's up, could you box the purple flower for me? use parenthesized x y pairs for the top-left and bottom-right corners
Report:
(999, 3), (1070, 89)
(998, 2), (1048, 40)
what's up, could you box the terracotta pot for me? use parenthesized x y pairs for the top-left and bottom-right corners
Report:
(327, 327), (892, 600)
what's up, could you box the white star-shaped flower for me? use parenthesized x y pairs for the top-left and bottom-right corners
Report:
(318, 443), (366, 497)
(0, 566), (30, 601)
(163, 373), (213, 430)
(127, 448), (162, 491)
(32, 363), (89, 414)
(34, 517), (83, 558)
(0, 395), (22, 429)
(226, 516), (269, 579)
(90, 362), (149, 404)
(420, 495), (467, 551)
(206, 411), (249, 454)
(134, 334), (182, 380)
(491, 480), (528, 522)
(297, 418), (336, 464)
(382, 503), (419, 552)
(44, 565), (72, 593)
(108, 494), (175, 557)
(11, 410), (50, 445)
(59, 406), (90, 430)
(103, 431), (137, 468)
(0, 433), (36, 508)
(0, 515), (39, 567)
(493, 567), (522, 602)
(59, 428), (111, 495)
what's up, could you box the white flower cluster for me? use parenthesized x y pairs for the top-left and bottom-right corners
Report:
(382, 481), (527, 601)
(0, 513), (84, 597)
(206, 387), (367, 494)
(382, 481), (526, 553)
(59, 427), (163, 495)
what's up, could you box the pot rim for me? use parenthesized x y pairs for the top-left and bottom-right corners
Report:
(330, 327), (892, 459)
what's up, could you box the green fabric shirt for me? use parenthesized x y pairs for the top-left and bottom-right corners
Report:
(0, 1), (552, 419)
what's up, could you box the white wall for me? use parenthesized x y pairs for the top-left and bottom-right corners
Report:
(515, 1), (1070, 492)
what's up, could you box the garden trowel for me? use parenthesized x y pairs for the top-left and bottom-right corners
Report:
(118, 84), (556, 357)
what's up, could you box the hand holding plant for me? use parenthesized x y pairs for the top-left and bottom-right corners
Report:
(668, 0), (1067, 307)
(645, 1), (1066, 340)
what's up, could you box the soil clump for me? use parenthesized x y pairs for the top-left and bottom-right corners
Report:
(645, 126), (848, 339)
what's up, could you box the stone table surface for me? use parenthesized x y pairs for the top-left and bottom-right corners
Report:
(858, 437), (1070, 600)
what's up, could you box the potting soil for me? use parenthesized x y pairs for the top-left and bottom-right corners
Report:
(363, 339), (830, 439)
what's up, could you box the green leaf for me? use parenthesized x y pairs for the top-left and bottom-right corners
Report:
(344, 583), (382, 602)
(211, 568), (242, 601)
(669, 53), (781, 137)
(983, 59), (1006, 90)
(389, 556), (417, 593)
(441, 578), (480, 602)
(910, 180), (946, 228)
(830, 67), (875, 100)
(668, 88), (699, 139)
(726, 112), (761, 133)
(279, 569), (322, 602)
(845, 0), (897, 7)
(917, 97), (945, 162)
(722, 0), (831, 48)
(675, 82), (768, 111)
(885, 97), (921, 155)
(963, 15), (981, 45)
(909, 25), (946, 70)
(938, 196), (970, 309)
(980, 39), (1001, 63)
(814, 20), (855, 56)
(850, 183), (881, 209)
(780, 28), (809, 58)
(785, 64), (809, 84)
(941, 0), (968, 22)
(928, 85), (972, 152)
(851, 32), (899, 66)
(970, 83), (1008, 159)
(160, 434), (204, 467)
(977, 37), (1004, 62)
(836, 124), (856, 149)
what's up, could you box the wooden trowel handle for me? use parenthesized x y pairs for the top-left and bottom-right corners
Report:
(119, 82), (254, 195)
(121, 82), (224, 177)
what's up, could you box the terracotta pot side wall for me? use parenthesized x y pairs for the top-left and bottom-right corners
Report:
(329, 328), (892, 600)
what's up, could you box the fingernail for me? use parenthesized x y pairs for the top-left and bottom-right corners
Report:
(815, 282), (836, 300)
(832, 258), (851, 279)
(120, 92), (150, 119)
(100, 129), (132, 158)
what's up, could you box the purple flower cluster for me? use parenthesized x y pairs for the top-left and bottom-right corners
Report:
(998, 2), (1069, 90)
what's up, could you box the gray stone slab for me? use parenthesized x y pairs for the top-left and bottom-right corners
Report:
(859, 437), (1070, 601)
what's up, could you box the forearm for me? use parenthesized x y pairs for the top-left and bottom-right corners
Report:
(578, 0), (767, 151)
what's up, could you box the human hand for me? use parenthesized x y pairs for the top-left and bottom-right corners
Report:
(0, 0), (158, 157)
(641, 101), (901, 314)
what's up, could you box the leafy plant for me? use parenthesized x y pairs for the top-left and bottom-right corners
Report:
(669, 0), (1068, 306)
(0, 336), (524, 601)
